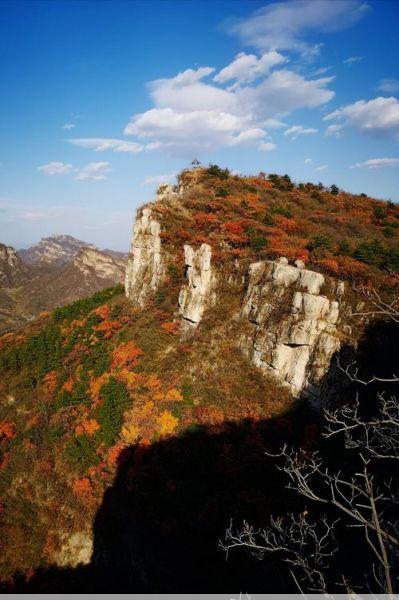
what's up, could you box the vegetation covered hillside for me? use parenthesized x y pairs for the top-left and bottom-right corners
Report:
(0, 167), (398, 591)
(156, 166), (399, 287)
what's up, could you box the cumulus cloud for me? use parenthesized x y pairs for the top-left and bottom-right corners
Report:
(224, 0), (370, 55)
(213, 50), (287, 84)
(377, 79), (399, 93)
(122, 62), (334, 155)
(304, 158), (313, 164)
(38, 161), (73, 175)
(62, 123), (75, 130)
(351, 158), (399, 169)
(237, 70), (334, 119)
(148, 66), (236, 113)
(343, 56), (363, 65)
(314, 164), (328, 172)
(324, 96), (399, 140)
(325, 123), (344, 137)
(75, 162), (110, 181)
(284, 124), (318, 139)
(68, 138), (144, 153)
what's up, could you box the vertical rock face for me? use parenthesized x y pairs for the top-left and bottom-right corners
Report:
(125, 208), (164, 307)
(241, 258), (348, 398)
(178, 243), (215, 328)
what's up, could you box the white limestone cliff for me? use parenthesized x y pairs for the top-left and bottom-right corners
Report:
(178, 243), (215, 329)
(125, 207), (165, 307)
(240, 258), (348, 398)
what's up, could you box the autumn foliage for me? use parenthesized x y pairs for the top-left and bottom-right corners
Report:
(111, 341), (143, 370)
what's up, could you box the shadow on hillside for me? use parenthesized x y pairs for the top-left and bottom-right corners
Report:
(319, 317), (399, 409)
(5, 408), (312, 593)
(3, 317), (399, 593)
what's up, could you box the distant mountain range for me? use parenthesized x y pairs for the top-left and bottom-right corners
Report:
(0, 235), (127, 333)
(18, 234), (96, 266)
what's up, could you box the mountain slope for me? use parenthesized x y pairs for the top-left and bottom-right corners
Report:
(0, 166), (397, 590)
(0, 243), (28, 285)
(0, 244), (127, 333)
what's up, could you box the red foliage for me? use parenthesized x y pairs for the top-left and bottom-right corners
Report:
(274, 214), (298, 233)
(194, 212), (218, 228)
(62, 377), (74, 393)
(0, 421), (16, 441)
(112, 341), (143, 369)
(93, 304), (111, 320)
(337, 256), (370, 280)
(42, 370), (58, 396)
(316, 258), (340, 275)
(72, 477), (93, 500)
(161, 321), (180, 335)
(94, 319), (122, 339)
(222, 221), (245, 236)
(75, 419), (100, 437)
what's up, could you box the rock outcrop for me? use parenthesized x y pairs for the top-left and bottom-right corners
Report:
(74, 247), (126, 281)
(178, 243), (215, 329)
(125, 207), (164, 307)
(241, 258), (348, 398)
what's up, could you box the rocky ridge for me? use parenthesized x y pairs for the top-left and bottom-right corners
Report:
(125, 180), (355, 400)
(240, 257), (347, 398)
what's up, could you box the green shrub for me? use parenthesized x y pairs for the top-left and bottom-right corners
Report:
(52, 284), (124, 323)
(167, 264), (180, 284)
(354, 239), (385, 266)
(249, 234), (267, 252)
(338, 239), (352, 255)
(270, 205), (293, 219)
(307, 235), (333, 252)
(330, 184), (339, 195)
(374, 206), (387, 220)
(96, 377), (131, 447)
(206, 164), (230, 179)
(65, 434), (100, 473)
(383, 226), (395, 238)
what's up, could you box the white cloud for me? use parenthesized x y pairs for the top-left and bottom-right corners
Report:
(68, 138), (144, 153)
(304, 158), (313, 164)
(119, 50), (335, 155)
(75, 162), (110, 181)
(213, 50), (287, 84)
(148, 66), (236, 113)
(38, 161), (73, 175)
(258, 141), (277, 151)
(225, 0), (370, 55)
(324, 96), (399, 140)
(126, 107), (270, 153)
(343, 56), (363, 65)
(377, 79), (399, 93)
(142, 172), (178, 186)
(284, 124), (318, 139)
(314, 164), (328, 172)
(62, 123), (75, 130)
(262, 118), (286, 129)
(325, 123), (344, 137)
(351, 158), (399, 169)
(310, 66), (332, 76)
(239, 70), (334, 120)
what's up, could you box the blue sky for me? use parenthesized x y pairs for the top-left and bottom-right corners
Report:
(1, 0), (398, 251)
